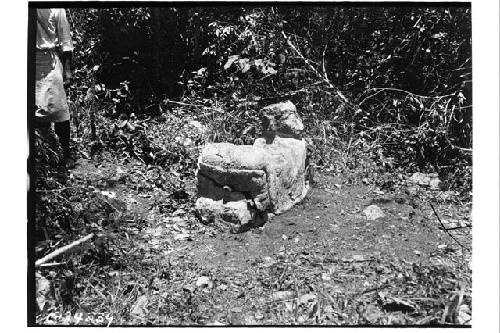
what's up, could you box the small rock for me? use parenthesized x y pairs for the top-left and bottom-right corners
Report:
(217, 284), (228, 291)
(183, 285), (195, 293)
(172, 209), (186, 216)
(298, 293), (317, 305)
(283, 301), (294, 312)
(228, 312), (245, 325)
(262, 256), (276, 267)
(187, 120), (207, 135)
(352, 254), (367, 262)
(100, 190), (116, 199)
(410, 172), (441, 189)
(36, 273), (52, 311)
(244, 315), (257, 325)
(272, 290), (295, 302)
(429, 178), (441, 190)
(321, 273), (331, 281)
(196, 276), (213, 289)
(174, 233), (192, 241)
(130, 295), (149, 317)
(322, 304), (334, 315)
(363, 205), (385, 220)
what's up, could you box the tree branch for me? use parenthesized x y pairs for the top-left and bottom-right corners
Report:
(35, 233), (95, 268)
(359, 87), (455, 105)
(281, 30), (356, 110)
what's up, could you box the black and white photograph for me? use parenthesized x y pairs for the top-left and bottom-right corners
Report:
(18, 0), (498, 328)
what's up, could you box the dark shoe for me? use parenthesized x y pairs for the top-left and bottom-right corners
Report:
(64, 156), (76, 169)
(54, 120), (71, 155)
(34, 120), (51, 138)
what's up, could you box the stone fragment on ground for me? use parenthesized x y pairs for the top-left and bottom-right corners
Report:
(130, 295), (149, 318)
(261, 100), (304, 142)
(36, 272), (52, 312)
(363, 204), (385, 220)
(174, 119), (209, 147)
(196, 276), (213, 289)
(409, 172), (441, 190)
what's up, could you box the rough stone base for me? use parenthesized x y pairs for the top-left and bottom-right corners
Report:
(195, 137), (308, 232)
(194, 197), (268, 233)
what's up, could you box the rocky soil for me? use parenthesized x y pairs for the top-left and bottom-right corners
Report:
(35, 153), (471, 326)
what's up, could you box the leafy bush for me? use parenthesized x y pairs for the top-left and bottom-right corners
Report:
(65, 5), (472, 185)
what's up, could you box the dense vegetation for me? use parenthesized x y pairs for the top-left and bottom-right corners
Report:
(33, 5), (472, 326)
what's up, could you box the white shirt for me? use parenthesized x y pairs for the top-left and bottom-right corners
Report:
(36, 8), (73, 52)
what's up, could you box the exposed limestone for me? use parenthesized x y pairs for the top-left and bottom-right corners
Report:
(261, 100), (304, 143)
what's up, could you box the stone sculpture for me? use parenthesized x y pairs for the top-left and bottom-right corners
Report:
(195, 101), (310, 232)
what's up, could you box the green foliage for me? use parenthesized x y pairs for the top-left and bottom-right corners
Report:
(64, 6), (472, 192)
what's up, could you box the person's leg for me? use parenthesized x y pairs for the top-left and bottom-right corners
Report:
(54, 120), (75, 168)
(34, 118), (51, 135)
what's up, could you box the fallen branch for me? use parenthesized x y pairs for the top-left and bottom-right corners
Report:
(359, 282), (392, 295)
(440, 224), (472, 231)
(38, 262), (67, 268)
(445, 135), (473, 154)
(36, 185), (82, 193)
(360, 87), (455, 102)
(35, 233), (95, 268)
(429, 203), (470, 252)
(164, 98), (223, 113)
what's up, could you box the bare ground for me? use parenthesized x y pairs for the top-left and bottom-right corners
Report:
(36, 155), (472, 326)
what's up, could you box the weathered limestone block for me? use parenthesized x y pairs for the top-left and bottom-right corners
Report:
(261, 100), (304, 143)
(198, 143), (271, 210)
(254, 137), (308, 213)
(195, 101), (309, 232)
(194, 197), (268, 233)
